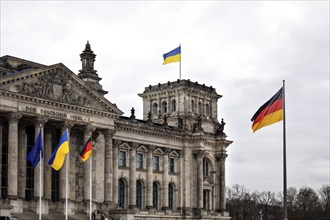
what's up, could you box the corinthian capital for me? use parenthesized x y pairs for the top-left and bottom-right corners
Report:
(61, 120), (75, 131)
(35, 116), (48, 128)
(6, 112), (22, 122)
(84, 123), (96, 135)
(113, 139), (122, 148)
(102, 129), (116, 139)
(215, 153), (228, 162)
(193, 149), (206, 158)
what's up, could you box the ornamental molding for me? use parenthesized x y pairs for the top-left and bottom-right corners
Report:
(14, 70), (93, 107)
(0, 64), (122, 115)
(0, 88), (120, 119)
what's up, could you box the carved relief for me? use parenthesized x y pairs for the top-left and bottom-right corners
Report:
(14, 71), (92, 106)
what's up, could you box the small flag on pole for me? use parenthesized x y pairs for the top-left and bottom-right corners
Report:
(48, 130), (69, 170)
(163, 46), (181, 65)
(80, 137), (92, 162)
(251, 87), (284, 132)
(26, 128), (43, 168)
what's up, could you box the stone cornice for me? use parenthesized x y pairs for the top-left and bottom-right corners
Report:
(139, 87), (221, 100)
(115, 119), (233, 147)
(0, 89), (120, 119)
(0, 63), (123, 115)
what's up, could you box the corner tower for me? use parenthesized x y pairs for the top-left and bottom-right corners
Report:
(139, 79), (224, 135)
(78, 41), (108, 96)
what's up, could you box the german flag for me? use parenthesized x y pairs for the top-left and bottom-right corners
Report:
(251, 87), (284, 132)
(80, 137), (92, 162)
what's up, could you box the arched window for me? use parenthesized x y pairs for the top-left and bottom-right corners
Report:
(172, 99), (176, 112)
(203, 158), (209, 176)
(191, 100), (195, 113)
(168, 183), (174, 210)
(152, 103), (158, 115)
(153, 182), (159, 209)
(162, 101), (167, 113)
(205, 103), (210, 116)
(136, 180), (143, 209)
(118, 178), (125, 208)
(198, 102), (202, 114)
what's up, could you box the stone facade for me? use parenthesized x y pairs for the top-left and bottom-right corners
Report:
(0, 42), (232, 220)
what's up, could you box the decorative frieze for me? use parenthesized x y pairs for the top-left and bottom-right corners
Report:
(14, 71), (92, 106)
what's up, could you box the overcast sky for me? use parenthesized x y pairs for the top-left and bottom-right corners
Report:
(1, 1), (329, 193)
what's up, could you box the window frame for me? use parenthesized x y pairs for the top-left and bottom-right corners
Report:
(169, 158), (175, 173)
(153, 156), (160, 171)
(119, 150), (126, 167)
(136, 153), (143, 169)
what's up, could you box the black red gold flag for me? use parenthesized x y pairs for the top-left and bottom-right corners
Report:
(80, 137), (92, 162)
(251, 87), (284, 132)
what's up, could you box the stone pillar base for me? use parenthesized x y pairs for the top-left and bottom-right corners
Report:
(0, 201), (12, 216)
(10, 199), (23, 213)
(37, 200), (49, 215)
(193, 207), (206, 215)
(59, 200), (75, 216)
(182, 207), (192, 215)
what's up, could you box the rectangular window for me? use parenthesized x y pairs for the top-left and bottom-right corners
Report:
(51, 128), (60, 202)
(136, 153), (143, 169)
(119, 151), (126, 167)
(25, 125), (35, 201)
(203, 159), (209, 176)
(169, 158), (175, 173)
(153, 156), (159, 171)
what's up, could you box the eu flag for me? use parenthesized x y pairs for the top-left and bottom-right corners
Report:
(27, 129), (43, 168)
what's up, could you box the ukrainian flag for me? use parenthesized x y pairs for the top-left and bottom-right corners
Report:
(48, 130), (69, 171)
(163, 46), (181, 65)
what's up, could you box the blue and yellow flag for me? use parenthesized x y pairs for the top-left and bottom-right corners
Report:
(48, 130), (69, 171)
(26, 128), (43, 168)
(163, 46), (181, 65)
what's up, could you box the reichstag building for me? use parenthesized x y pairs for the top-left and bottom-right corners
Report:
(0, 42), (232, 220)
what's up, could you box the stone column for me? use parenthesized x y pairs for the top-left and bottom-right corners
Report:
(112, 139), (121, 207)
(177, 150), (184, 210)
(196, 150), (204, 210)
(34, 117), (48, 199)
(6, 112), (22, 198)
(59, 121), (74, 201)
(18, 123), (27, 199)
(129, 143), (137, 209)
(103, 129), (115, 204)
(44, 127), (52, 200)
(183, 147), (192, 213)
(94, 131), (105, 203)
(217, 152), (227, 211)
(162, 148), (170, 210)
(83, 124), (95, 202)
(146, 146), (154, 209)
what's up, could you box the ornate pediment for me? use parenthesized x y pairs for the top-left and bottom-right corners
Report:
(137, 145), (148, 153)
(203, 176), (214, 186)
(0, 63), (123, 115)
(153, 148), (164, 155)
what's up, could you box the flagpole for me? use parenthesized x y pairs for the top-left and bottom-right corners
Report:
(65, 128), (69, 220)
(39, 127), (43, 220)
(179, 43), (181, 80)
(283, 80), (288, 220)
(90, 136), (92, 220)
